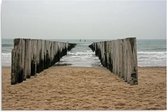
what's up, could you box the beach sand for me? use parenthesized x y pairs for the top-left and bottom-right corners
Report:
(2, 66), (166, 110)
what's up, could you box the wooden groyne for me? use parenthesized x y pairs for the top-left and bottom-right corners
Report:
(89, 38), (138, 85)
(11, 38), (76, 85)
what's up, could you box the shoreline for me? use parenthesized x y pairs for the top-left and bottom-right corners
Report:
(2, 66), (166, 110)
(2, 65), (167, 69)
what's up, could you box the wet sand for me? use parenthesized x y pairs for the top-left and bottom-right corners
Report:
(2, 66), (166, 110)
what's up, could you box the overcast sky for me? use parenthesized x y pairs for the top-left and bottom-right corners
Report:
(1, 0), (166, 39)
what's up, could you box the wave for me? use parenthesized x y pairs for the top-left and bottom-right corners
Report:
(2, 44), (13, 47)
(138, 51), (166, 54)
(68, 50), (95, 56)
(1, 51), (166, 67)
(2, 53), (11, 56)
(2, 53), (11, 67)
(138, 48), (166, 51)
(137, 51), (166, 67)
(138, 52), (166, 59)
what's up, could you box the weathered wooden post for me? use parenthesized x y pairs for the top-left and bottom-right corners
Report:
(24, 39), (31, 79)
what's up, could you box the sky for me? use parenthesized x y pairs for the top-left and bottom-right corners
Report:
(1, 0), (166, 39)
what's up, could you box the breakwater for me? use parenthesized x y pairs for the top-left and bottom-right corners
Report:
(11, 38), (76, 84)
(89, 38), (138, 85)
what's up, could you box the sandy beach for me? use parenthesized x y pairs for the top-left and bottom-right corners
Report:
(2, 66), (166, 110)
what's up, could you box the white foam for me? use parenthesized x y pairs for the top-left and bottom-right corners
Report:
(2, 53), (11, 66)
(137, 51), (166, 67)
(56, 50), (102, 67)
(1, 51), (167, 67)
(68, 50), (94, 56)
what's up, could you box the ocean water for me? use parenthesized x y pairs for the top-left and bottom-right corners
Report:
(55, 40), (101, 67)
(1, 38), (166, 67)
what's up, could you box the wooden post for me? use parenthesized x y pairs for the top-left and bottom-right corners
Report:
(24, 39), (31, 79)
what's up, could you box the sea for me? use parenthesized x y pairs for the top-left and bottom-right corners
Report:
(1, 38), (166, 67)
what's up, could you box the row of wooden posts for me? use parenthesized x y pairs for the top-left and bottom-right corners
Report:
(11, 38), (138, 85)
(89, 37), (138, 85)
(11, 38), (76, 85)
